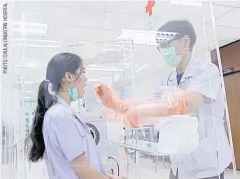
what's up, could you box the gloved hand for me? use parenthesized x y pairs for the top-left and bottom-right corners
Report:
(95, 83), (121, 110)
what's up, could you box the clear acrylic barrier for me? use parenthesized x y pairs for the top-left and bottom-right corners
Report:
(1, 1), (237, 179)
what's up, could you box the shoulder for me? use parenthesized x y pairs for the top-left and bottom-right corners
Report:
(45, 103), (73, 124)
(193, 61), (220, 77)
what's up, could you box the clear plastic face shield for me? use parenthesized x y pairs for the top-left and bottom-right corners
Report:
(2, 1), (236, 179)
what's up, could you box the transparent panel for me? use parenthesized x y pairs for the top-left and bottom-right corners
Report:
(2, 1), (237, 179)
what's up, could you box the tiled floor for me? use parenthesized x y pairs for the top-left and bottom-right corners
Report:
(1, 157), (240, 179)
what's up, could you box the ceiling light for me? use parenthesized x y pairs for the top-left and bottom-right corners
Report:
(170, 0), (202, 6)
(13, 62), (39, 68)
(12, 21), (47, 37)
(11, 38), (61, 43)
(14, 44), (60, 48)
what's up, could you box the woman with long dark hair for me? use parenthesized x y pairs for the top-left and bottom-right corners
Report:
(25, 53), (118, 179)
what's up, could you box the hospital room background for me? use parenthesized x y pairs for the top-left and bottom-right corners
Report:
(1, 1), (240, 179)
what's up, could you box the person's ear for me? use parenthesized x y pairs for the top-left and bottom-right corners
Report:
(183, 35), (190, 50)
(64, 72), (72, 83)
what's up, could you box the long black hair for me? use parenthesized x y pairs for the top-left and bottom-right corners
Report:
(26, 52), (83, 162)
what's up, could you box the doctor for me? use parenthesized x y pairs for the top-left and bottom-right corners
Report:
(26, 53), (120, 179)
(155, 20), (232, 179)
(95, 20), (233, 179)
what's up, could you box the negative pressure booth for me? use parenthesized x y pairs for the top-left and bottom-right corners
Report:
(0, 1), (237, 179)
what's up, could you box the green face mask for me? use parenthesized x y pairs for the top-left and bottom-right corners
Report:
(161, 45), (181, 67)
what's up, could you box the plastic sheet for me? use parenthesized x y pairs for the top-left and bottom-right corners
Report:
(1, 1), (237, 179)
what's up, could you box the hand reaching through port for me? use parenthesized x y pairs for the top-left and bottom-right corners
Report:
(96, 83), (189, 128)
(95, 83), (121, 110)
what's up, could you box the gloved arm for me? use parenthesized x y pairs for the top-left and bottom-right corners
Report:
(95, 83), (203, 128)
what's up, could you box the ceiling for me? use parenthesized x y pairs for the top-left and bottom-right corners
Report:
(4, 1), (240, 103)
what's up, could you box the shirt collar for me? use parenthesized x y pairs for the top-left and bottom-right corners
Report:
(54, 95), (78, 115)
(55, 95), (68, 105)
(168, 57), (201, 85)
(54, 95), (90, 131)
(181, 57), (197, 78)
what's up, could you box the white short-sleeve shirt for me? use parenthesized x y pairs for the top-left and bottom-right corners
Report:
(154, 59), (232, 179)
(43, 96), (105, 179)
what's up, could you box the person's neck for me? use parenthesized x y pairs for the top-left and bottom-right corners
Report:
(177, 52), (191, 74)
(57, 91), (71, 105)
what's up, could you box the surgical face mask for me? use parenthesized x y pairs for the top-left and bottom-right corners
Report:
(161, 45), (182, 68)
(67, 76), (79, 101)
(68, 88), (78, 101)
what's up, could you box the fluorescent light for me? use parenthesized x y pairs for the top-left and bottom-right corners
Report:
(14, 44), (60, 48)
(12, 21), (47, 37)
(170, 0), (202, 6)
(12, 38), (61, 48)
(13, 62), (39, 68)
(11, 38), (61, 43)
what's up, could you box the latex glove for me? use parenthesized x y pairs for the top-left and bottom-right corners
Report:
(123, 89), (188, 128)
(160, 89), (188, 115)
(124, 105), (140, 128)
(95, 83), (121, 110)
(103, 104), (138, 128)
